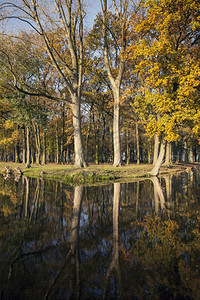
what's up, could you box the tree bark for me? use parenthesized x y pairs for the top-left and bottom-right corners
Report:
(61, 103), (65, 164)
(15, 140), (20, 163)
(153, 135), (160, 165)
(42, 131), (47, 164)
(113, 87), (121, 166)
(56, 120), (60, 164)
(101, 115), (106, 163)
(184, 141), (189, 163)
(164, 142), (171, 165)
(71, 96), (87, 167)
(94, 111), (100, 165)
(26, 127), (31, 168)
(126, 129), (130, 165)
(189, 146), (194, 163)
(136, 121), (140, 165)
(150, 138), (166, 176)
(32, 122), (41, 164)
(22, 126), (26, 164)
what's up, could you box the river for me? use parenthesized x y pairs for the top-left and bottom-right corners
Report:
(0, 171), (200, 299)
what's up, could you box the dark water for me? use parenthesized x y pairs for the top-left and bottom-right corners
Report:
(0, 171), (200, 300)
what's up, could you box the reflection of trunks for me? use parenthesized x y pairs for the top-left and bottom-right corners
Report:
(104, 183), (121, 299)
(70, 186), (83, 253)
(151, 176), (165, 212)
(0, 172), (199, 299)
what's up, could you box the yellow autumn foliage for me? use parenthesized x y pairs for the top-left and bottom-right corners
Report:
(125, 0), (200, 142)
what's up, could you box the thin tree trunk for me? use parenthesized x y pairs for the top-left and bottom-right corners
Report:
(189, 146), (194, 163)
(184, 141), (189, 163)
(26, 127), (31, 168)
(56, 120), (60, 164)
(164, 142), (171, 165)
(136, 121), (140, 165)
(150, 138), (166, 176)
(23, 126), (26, 164)
(15, 141), (20, 163)
(126, 129), (130, 165)
(101, 115), (106, 163)
(85, 105), (93, 163)
(153, 135), (160, 165)
(42, 131), (47, 164)
(94, 112), (100, 165)
(147, 146), (152, 164)
(3, 128), (7, 162)
(32, 122), (41, 165)
(61, 103), (65, 164)
(51, 138), (54, 162)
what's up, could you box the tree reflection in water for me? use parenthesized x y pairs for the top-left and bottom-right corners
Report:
(103, 183), (121, 299)
(0, 171), (200, 299)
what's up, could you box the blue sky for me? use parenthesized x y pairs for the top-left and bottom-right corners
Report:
(1, 0), (102, 33)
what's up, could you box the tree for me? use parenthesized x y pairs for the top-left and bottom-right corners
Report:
(126, 0), (200, 175)
(0, 0), (87, 167)
(100, 0), (129, 166)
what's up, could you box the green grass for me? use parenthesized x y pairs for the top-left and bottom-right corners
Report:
(0, 162), (195, 185)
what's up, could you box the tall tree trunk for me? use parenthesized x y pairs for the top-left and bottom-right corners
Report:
(147, 146), (152, 164)
(42, 131), (47, 164)
(136, 121), (140, 165)
(32, 122), (41, 165)
(22, 126), (26, 164)
(153, 135), (160, 165)
(113, 87), (121, 166)
(85, 105), (93, 163)
(184, 141), (189, 163)
(150, 138), (166, 176)
(101, 116), (106, 163)
(15, 140), (20, 163)
(56, 120), (60, 164)
(102, 0), (128, 167)
(51, 138), (54, 163)
(26, 127), (31, 168)
(126, 129), (130, 165)
(164, 142), (171, 165)
(60, 103), (65, 164)
(3, 128), (7, 162)
(94, 112), (100, 165)
(189, 146), (194, 163)
(71, 96), (87, 167)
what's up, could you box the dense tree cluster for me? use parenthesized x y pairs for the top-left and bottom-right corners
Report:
(0, 0), (199, 173)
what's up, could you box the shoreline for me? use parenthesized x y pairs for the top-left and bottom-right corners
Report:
(0, 162), (198, 185)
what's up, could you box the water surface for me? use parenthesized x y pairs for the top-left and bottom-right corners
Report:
(0, 171), (200, 299)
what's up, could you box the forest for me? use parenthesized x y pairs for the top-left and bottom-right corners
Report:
(0, 0), (199, 176)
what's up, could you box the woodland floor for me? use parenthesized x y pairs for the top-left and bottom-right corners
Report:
(0, 162), (199, 185)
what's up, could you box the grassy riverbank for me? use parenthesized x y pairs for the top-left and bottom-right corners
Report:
(0, 162), (198, 185)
